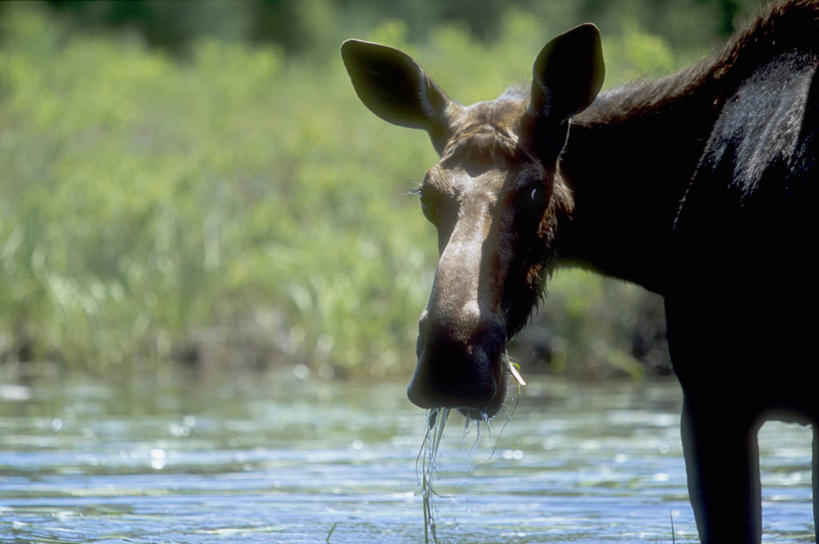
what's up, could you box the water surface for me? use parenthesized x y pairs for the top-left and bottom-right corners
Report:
(0, 368), (813, 543)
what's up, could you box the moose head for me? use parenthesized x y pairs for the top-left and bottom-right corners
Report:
(341, 25), (605, 418)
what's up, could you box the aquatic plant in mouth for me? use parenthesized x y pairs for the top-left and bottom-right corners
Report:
(416, 355), (526, 544)
(506, 353), (527, 388)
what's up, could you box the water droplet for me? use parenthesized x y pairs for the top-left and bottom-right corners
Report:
(150, 448), (167, 470)
(169, 423), (191, 438)
(54, 510), (77, 522)
(502, 449), (524, 460)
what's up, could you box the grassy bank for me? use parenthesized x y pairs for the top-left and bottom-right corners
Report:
(0, 3), (709, 378)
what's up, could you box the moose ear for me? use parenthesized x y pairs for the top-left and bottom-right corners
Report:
(341, 39), (457, 153)
(530, 23), (605, 123)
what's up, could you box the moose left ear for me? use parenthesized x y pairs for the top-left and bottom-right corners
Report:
(341, 39), (458, 154)
(530, 23), (605, 123)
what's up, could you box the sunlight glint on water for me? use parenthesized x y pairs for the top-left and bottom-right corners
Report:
(0, 370), (813, 543)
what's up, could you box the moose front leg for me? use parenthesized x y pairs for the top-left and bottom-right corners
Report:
(813, 425), (819, 544)
(681, 397), (762, 544)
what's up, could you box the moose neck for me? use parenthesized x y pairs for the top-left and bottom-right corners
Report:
(550, 0), (819, 293)
(554, 75), (721, 294)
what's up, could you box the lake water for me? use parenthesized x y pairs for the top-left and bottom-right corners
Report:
(0, 366), (814, 543)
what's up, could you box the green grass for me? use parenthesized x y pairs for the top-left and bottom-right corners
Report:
(0, 3), (696, 377)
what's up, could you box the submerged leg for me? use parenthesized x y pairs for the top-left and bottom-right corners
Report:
(681, 398), (762, 544)
(813, 424), (819, 543)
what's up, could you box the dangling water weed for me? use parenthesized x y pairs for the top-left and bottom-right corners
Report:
(465, 352), (525, 461)
(415, 353), (526, 543)
(417, 406), (449, 544)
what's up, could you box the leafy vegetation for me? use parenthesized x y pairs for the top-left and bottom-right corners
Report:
(0, 1), (763, 378)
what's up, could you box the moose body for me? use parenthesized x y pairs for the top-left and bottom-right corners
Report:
(342, 1), (818, 542)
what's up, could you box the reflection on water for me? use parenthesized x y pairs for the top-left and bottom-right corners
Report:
(0, 367), (813, 543)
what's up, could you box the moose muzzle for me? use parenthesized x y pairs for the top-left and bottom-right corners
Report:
(408, 303), (508, 417)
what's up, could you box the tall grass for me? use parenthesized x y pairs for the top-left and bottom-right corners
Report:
(0, 3), (696, 377)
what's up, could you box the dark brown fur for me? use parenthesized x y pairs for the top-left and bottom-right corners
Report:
(342, 2), (819, 542)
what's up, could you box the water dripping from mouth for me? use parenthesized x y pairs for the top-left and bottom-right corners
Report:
(415, 364), (526, 543)
(418, 407), (449, 544)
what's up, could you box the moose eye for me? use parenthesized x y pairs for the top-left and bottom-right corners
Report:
(517, 183), (548, 226)
(523, 183), (547, 207)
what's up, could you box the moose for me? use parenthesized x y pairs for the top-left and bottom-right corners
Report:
(341, 0), (818, 542)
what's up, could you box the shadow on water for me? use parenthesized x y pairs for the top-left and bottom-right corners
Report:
(0, 366), (813, 543)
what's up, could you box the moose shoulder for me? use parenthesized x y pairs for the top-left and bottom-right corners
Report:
(341, 1), (819, 542)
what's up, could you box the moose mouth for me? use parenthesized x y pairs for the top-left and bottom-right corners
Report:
(459, 366), (508, 420)
(407, 336), (511, 420)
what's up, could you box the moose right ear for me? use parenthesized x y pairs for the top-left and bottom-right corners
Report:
(530, 23), (605, 123)
(341, 39), (458, 153)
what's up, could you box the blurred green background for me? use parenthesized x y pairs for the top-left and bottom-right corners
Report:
(0, 0), (766, 380)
